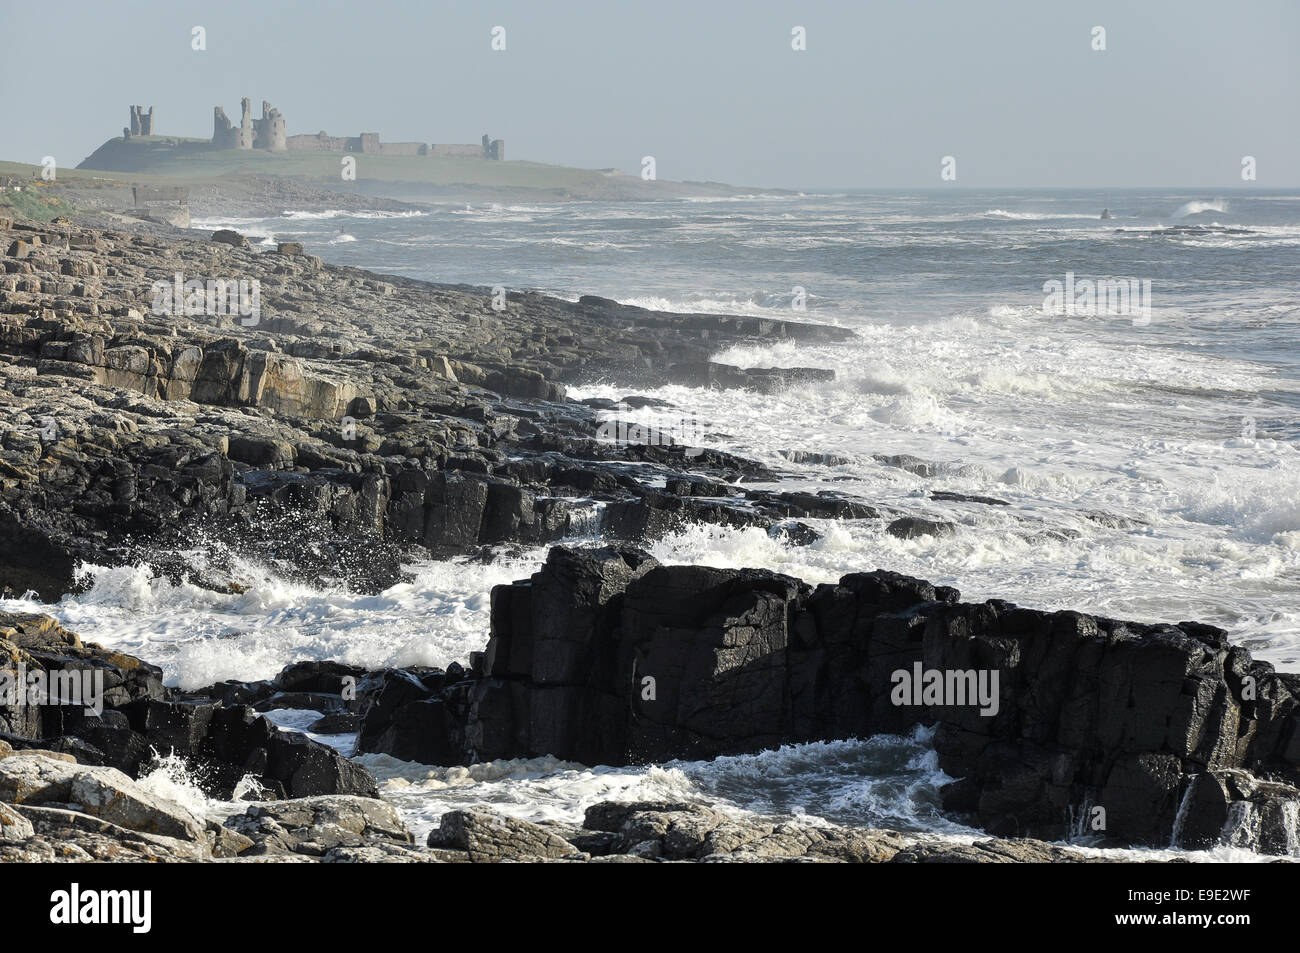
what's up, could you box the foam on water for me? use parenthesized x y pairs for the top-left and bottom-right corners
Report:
(359, 727), (970, 842)
(1, 549), (548, 690)
(566, 313), (1300, 671)
(1173, 198), (1229, 217)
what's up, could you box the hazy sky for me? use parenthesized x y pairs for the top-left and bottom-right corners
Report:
(2, 0), (1296, 188)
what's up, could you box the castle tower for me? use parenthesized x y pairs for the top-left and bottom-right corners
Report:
(213, 100), (255, 149)
(253, 100), (287, 152)
(129, 105), (154, 136)
(239, 98), (254, 149)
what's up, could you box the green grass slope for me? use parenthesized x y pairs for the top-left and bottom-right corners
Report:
(72, 136), (749, 202)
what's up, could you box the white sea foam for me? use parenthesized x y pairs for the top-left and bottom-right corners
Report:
(1173, 198), (1229, 217)
(279, 209), (427, 220)
(0, 550), (548, 690)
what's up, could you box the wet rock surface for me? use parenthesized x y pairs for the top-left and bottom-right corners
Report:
(0, 610), (377, 803)
(346, 544), (1300, 854)
(0, 756), (1122, 863)
(1, 218), (868, 599)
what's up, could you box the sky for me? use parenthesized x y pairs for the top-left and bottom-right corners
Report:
(1, 0), (1297, 189)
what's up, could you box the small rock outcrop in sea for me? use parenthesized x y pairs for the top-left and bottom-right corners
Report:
(347, 545), (1300, 854)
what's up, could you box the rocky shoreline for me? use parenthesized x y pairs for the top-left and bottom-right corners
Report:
(1, 215), (1297, 862)
(47, 174), (424, 222)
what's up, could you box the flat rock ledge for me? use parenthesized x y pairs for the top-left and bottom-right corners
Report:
(0, 217), (872, 600)
(0, 755), (1129, 863)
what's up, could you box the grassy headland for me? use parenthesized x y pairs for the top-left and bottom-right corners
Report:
(68, 135), (757, 204)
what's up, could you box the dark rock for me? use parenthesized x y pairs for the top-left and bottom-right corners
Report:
(356, 546), (1300, 851)
(931, 491), (1010, 506)
(888, 516), (958, 539)
(211, 229), (250, 248)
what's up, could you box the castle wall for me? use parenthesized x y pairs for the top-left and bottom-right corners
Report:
(285, 133), (356, 153)
(253, 101), (287, 152)
(429, 143), (483, 158)
(378, 142), (427, 156)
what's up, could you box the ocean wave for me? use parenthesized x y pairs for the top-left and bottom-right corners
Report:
(279, 209), (428, 220)
(189, 217), (278, 242)
(1173, 198), (1229, 217)
(28, 549), (550, 689)
(983, 209), (1093, 221)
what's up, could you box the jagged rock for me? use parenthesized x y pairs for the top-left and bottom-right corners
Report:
(0, 753), (206, 841)
(0, 613), (379, 802)
(874, 453), (936, 477)
(358, 545), (1300, 851)
(307, 712), (360, 733)
(1177, 769), (1300, 854)
(0, 801), (33, 842)
(931, 491), (1009, 507)
(4, 804), (211, 861)
(0, 218), (865, 598)
(354, 667), (467, 763)
(422, 802), (1113, 864)
(889, 839), (1108, 863)
(211, 229), (250, 248)
(427, 809), (579, 862)
(222, 795), (413, 857)
(888, 516), (958, 539)
(665, 361), (835, 394)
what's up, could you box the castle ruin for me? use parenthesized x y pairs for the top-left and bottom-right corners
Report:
(210, 98), (502, 159)
(116, 100), (503, 160)
(212, 99), (286, 152)
(127, 105), (154, 137)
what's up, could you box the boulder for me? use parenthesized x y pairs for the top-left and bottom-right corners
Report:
(0, 753), (206, 842)
(427, 809), (578, 862)
(211, 229), (250, 248)
(223, 795), (412, 857)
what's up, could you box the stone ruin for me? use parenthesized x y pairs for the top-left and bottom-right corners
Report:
(212, 98), (285, 152)
(130, 185), (191, 228)
(116, 100), (503, 159)
(209, 97), (502, 159)
(127, 105), (153, 137)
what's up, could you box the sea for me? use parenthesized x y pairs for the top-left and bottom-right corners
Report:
(6, 188), (1299, 859)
